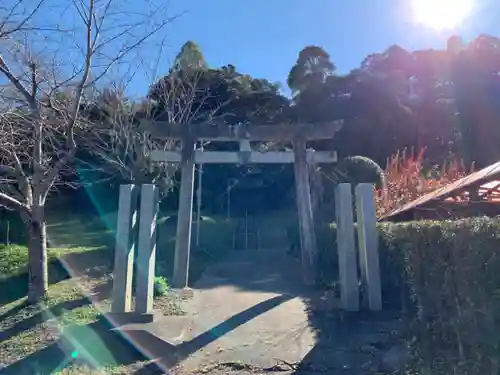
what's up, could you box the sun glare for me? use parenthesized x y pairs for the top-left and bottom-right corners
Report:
(411, 0), (473, 30)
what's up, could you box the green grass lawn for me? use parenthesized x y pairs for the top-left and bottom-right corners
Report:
(0, 209), (235, 374)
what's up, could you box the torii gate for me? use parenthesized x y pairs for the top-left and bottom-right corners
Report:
(146, 121), (341, 289)
(111, 121), (341, 317)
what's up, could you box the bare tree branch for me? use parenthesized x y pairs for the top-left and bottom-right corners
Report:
(0, 0), (184, 300)
(0, 0), (46, 39)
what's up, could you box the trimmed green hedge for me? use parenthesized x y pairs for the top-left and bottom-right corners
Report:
(288, 217), (500, 375)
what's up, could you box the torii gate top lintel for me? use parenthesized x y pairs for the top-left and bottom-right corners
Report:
(143, 120), (343, 142)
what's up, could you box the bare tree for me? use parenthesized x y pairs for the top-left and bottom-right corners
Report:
(0, 0), (47, 39)
(88, 68), (233, 196)
(0, 0), (179, 302)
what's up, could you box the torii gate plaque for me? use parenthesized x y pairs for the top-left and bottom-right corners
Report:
(144, 121), (341, 288)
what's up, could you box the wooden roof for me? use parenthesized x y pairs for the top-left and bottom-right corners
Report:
(380, 160), (500, 220)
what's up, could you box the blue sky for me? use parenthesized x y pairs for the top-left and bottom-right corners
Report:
(151, 0), (498, 95)
(24, 0), (497, 96)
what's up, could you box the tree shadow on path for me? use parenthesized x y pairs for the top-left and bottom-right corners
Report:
(1, 294), (293, 374)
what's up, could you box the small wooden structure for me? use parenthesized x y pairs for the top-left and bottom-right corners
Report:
(380, 160), (500, 222)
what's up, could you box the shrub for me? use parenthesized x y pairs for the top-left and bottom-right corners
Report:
(337, 155), (386, 188)
(288, 217), (500, 375)
(153, 276), (169, 297)
(399, 217), (500, 375)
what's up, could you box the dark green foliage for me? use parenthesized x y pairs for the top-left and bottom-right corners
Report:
(288, 217), (500, 374)
(149, 65), (289, 125)
(153, 276), (169, 297)
(336, 156), (386, 188)
(171, 40), (208, 72)
(288, 46), (336, 94)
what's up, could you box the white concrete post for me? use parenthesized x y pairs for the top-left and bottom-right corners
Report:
(355, 184), (382, 311)
(335, 183), (359, 311)
(111, 184), (139, 313)
(135, 184), (158, 314)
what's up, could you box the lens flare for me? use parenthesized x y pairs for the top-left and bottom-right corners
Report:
(411, 0), (473, 30)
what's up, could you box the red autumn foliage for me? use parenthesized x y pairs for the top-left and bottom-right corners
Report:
(375, 148), (472, 217)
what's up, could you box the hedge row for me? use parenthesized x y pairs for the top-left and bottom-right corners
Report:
(289, 217), (500, 375)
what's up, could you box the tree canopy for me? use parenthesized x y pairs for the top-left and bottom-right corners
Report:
(72, 35), (500, 216)
(171, 40), (208, 72)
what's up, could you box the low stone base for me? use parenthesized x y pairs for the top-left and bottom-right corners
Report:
(103, 312), (155, 326)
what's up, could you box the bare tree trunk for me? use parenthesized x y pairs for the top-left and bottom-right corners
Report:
(26, 205), (48, 303)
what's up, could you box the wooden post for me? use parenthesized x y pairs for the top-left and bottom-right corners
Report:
(112, 184), (139, 313)
(355, 184), (382, 311)
(293, 137), (317, 286)
(336, 183), (359, 311)
(172, 136), (196, 288)
(309, 162), (322, 223)
(136, 184), (158, 314)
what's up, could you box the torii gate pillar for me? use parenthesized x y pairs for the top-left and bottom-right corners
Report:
(172, 136), (196, 288)
(293, 137), (317, 286)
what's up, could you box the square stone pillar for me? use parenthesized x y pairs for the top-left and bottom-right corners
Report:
(335, 183), (359, 311)
(111, 184), (139, 313)
(355, 183), (382, 311)
(135, 184), (158, 314)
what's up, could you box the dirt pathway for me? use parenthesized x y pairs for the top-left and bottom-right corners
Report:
(121, 248), (410, 374)
(173, 248), (315, 374)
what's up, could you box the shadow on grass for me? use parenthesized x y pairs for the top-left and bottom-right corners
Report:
(0, 282), (109, 343)
(0, 249), (112, 307)
(0, 300), (29, 321)
(1, 319), (150, 375)
(0, 297), (90, 343)
(0, 260), (71, 307)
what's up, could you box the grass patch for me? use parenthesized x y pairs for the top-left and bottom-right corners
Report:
(0, 279), (103, 364)
(0, 208), (233, 373)
(0, 244), (104, 279)
(52, 362), (157, 374)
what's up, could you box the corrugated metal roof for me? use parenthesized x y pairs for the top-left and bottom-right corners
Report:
(380, 160), (500, 220)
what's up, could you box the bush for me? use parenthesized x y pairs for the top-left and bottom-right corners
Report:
(287, 217), (500, 375)
(398, 218), (500, 375)
(337, 155), (386, 188)
(154, 276), (169, 297)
